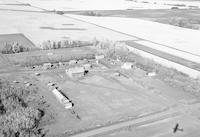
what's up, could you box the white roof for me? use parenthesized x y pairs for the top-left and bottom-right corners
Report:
(83, 64), (92, 69)
(123, 62), (134, 66)
(64, 103), (73, 109)
(95, 54), (104, 60)
(67, 67), (85, 74)
(43, 63), (52, 66)
(69, 60), (77, 63)
(121, 62), (134, 69)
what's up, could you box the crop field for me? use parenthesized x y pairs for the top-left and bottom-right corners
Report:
(0, 2), (133, 47)
(71, 9), (200, 30)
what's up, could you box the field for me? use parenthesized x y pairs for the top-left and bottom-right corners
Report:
(0, 2), (133, 47)
(17, 0), (200, 11)
(0, 0), (200, 137)
(70, 9), (200, 30)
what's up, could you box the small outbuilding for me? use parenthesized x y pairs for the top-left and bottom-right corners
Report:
(24, 81), (28, 84)
(64, 102), (73, 109)
(121, 62), (135, 69)
(58, 62), (63, 66)
(47, 52), (53, 56)
(113, 72), (121, 77)
(95, 54), (105, 64)
(78, 59), (89, 64)
(147, 72), (157, 77)
(25, 83), (32, 87)
(43, 63), (53, 70)
(35, 73), (40, 76)
(68, 60), (78, 65)
(47, 82), (55, 86)
(95, 54), (105, 60)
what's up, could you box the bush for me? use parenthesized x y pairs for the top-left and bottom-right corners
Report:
(40, 39), (92, 50)
(1, 43), (13, 54)
(55, 10), (64, 15)
(0, 80), (45, 137)
(0, 107), (42, 135)
(169, 18), (199, 30)
(1, 42), (29, 54)
(171, 6), (179, 10)
(93, 39), (115, 49)
(84, 11), (102, 16)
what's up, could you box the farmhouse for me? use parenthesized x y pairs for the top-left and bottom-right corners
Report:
(95, 54), (105, 64)
(121, 62), (135, 69)
(83, 63), (92, 71)
(66, 66), (86, 78)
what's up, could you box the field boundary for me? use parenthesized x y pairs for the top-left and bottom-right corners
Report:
(125, 40), (200, 72)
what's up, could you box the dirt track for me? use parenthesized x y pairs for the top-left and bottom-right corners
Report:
(65, 98), (200, 137)
(70, 110), (180, 137)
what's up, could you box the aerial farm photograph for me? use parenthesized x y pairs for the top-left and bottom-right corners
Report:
(0, 0), (200, 137)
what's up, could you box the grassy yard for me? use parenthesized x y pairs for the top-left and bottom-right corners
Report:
(4, 46), (95, 66)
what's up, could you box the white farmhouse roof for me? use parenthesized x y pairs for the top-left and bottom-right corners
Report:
(95, 54), (104, 60)
(83, 64), (92, 70)
(147, 72), (157, 77)
(121, 62), (134, 69)
(43, 63), (52, 66)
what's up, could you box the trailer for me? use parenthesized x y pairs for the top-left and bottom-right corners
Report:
(52, 89), (72, 109)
